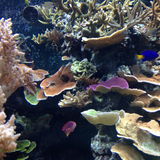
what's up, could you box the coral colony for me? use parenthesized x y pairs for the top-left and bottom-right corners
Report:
(3, 0), (160, 159)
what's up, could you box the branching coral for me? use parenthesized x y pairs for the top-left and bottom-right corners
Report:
(71, 58), (97, 79)
(58, 90), (92, 108)
(0, 111), (21, 159)
(82, 0), (152, 49)
(44, 28), (64, 46)
(0, 17), (49, 158)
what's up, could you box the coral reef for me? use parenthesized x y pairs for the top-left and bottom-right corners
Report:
(3, 0), (160, 159)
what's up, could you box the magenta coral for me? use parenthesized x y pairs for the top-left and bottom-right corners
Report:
(87, 76), (129, 91)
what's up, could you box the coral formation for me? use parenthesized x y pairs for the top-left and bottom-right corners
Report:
(81, 109), (123, 125)
(0, 111), (20, 159)
(111, 141), (145, 160)
(37, 64), (76, 100)
(116, 111), (160, 156)
(58, 90), (92, 108)
(4, 0), (160, 159)
(87, 76), (146, 96)
(0, 17), (47, 158)
(71, 58), (97, 79)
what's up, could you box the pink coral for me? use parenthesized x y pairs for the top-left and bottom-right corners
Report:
(87, 76), (129, 91)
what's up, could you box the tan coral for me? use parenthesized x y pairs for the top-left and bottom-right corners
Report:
(58, 90), (92, 108)
(82, 0), (152, 49)
(111, 141), (144, 160)
(37, 64), (76, 100)
(118, 65), (160, 85)
(130, 90), (160, 112)
(116, 111), (160, 156)
(82, 27), (128, 49)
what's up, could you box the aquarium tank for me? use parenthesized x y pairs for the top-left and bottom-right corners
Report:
(1, 0), (160, 160)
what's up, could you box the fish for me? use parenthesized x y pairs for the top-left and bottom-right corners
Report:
(25, 0), (30, 5)
(62, 121), (77, 137)
(137, 50), (159, 62)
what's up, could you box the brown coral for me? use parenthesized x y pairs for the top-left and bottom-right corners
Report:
(130, 90), (160, 112)
(111, 141), (144, 160)
(37, 64), (76, 100)
(118, 65), (160, 85)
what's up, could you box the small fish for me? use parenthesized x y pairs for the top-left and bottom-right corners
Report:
(62, 121), (77, 137)
(137, 50), (159, 62)
(25, 0), (30, 5)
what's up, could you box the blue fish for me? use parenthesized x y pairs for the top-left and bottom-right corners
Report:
(137, 50), (159, 62)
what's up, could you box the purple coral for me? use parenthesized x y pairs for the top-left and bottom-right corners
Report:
(87, 76), (129, 91)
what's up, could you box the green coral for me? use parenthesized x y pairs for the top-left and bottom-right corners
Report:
(11, 140), (36, 160)
(71, 58), (97, 79)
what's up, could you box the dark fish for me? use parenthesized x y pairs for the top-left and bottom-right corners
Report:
(62, 121), (76, 137)
(137, 50), (159, 62)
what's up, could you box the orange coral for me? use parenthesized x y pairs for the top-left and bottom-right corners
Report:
(37, 64), (76, 100)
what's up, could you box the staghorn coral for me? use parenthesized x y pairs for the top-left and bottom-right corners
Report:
(58, 90), (92, 108)
(82, 0), (152, 49)
(31, 33), (47, 45)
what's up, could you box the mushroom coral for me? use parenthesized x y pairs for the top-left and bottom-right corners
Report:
(37, 64), (76, 100)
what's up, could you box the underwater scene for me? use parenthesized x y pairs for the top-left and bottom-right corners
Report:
(2, 0), (160, 159)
